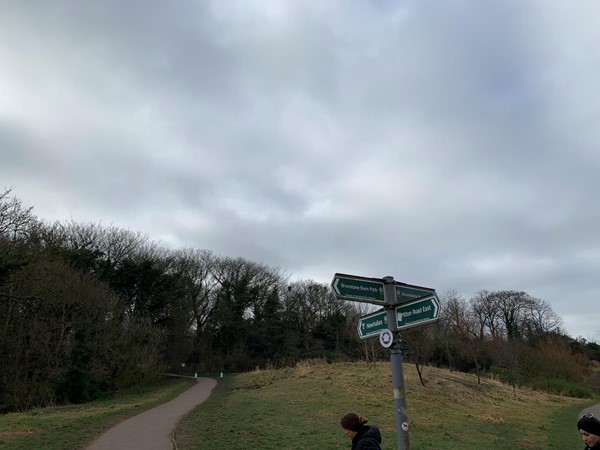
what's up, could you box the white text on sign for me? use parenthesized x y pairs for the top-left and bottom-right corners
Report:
(341, 283), (380, 293)
(398, 304), (432, 320)
(365, 319), (384, 329)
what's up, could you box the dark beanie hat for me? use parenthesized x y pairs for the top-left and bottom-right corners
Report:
(578, 413), (600, 436)
(340, 412), (367, 432)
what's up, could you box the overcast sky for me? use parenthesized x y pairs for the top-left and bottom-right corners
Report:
(1, 1), (599, 340)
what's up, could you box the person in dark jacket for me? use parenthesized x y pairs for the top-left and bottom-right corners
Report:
(340, 412), (382, 450)
(578, 413), (600, 449)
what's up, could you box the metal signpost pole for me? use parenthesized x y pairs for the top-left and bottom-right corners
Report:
(382, 276), (409, 450)
(332, 273), (437, 449)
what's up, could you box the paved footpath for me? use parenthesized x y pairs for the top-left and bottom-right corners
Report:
(580, 404), (600, 421)
(86, 377), (217, 450)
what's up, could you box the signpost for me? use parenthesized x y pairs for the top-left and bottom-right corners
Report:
(357, 310), (388, 339)
(394, 282), (436, 304)
(331, 273), (439, 450)
(331, 273), (385, 305)
(332, 273), (435, 306)
(395, 294), (440, 331)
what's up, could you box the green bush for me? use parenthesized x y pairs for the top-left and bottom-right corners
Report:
(53, 368), (108, 404)
(529, 378), (593, 398)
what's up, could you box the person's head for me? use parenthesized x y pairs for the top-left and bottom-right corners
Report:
(578, 413), (600, 448)
(340, 412), (368, 439)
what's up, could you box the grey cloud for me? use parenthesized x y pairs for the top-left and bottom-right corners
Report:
(1, 1), (600, 338)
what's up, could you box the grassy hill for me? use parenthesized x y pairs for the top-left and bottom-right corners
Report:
(175, 360), (594, 450)
(0, 360), (594, 449)
(0, 378), (196, 450)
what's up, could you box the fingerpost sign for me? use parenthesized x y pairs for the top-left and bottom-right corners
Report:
(331, 273), (439, 450)
(357, 310), (388, 339)
(331, 273), (386, 304)
(395, 294), (440, 331)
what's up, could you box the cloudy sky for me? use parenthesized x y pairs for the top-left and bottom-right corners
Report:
(1, 1), (599, 340)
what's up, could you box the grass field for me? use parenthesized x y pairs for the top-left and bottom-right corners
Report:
(175, 360), (595, 450)
(0, 377), (195, 450)
(0, 362), (595, 449)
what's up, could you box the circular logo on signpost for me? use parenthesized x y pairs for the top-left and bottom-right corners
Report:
(379, 329), (394, 348)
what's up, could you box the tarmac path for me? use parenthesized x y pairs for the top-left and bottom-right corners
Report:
(581, 405), (600, 418)
(86, 377), (217, 450)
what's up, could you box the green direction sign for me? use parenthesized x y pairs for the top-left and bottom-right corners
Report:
(331, 273), (386, 305)
(394, 282), (436, 304)
(395, 294), (440, 331)
(358, 310), (388, 340)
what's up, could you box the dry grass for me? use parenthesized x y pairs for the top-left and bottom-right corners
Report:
(1, 362), (590, 449)
(177, 360), (591, 449)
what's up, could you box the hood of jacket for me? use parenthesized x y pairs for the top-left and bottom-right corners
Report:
(352, 425), (382, 449)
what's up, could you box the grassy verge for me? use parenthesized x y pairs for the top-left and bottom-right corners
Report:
(0, 364), (594, 450)
(0, 377), (195, 450)
(546, 400), (597, 449)
(176, 361), (592, 450)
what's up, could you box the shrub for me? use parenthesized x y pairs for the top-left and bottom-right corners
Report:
(529, 378), (593, 398)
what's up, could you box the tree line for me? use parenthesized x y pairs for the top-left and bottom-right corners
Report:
(1, 189), (598, 412)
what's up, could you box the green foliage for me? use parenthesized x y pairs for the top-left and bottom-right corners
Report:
(53, 330), (109, 403)
(53, 368), (107, 404)
(585, 341), (600, 362)
(529, 378), (593, 398)
(0, 209), (168, 410)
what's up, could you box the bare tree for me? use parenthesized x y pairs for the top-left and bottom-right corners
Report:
(402, 325), (437, 386)
(444, 292), (486, 383)
(0, 188), (36, 241)
(470, 290), (502, 339)
(522, 297), (562, 340)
